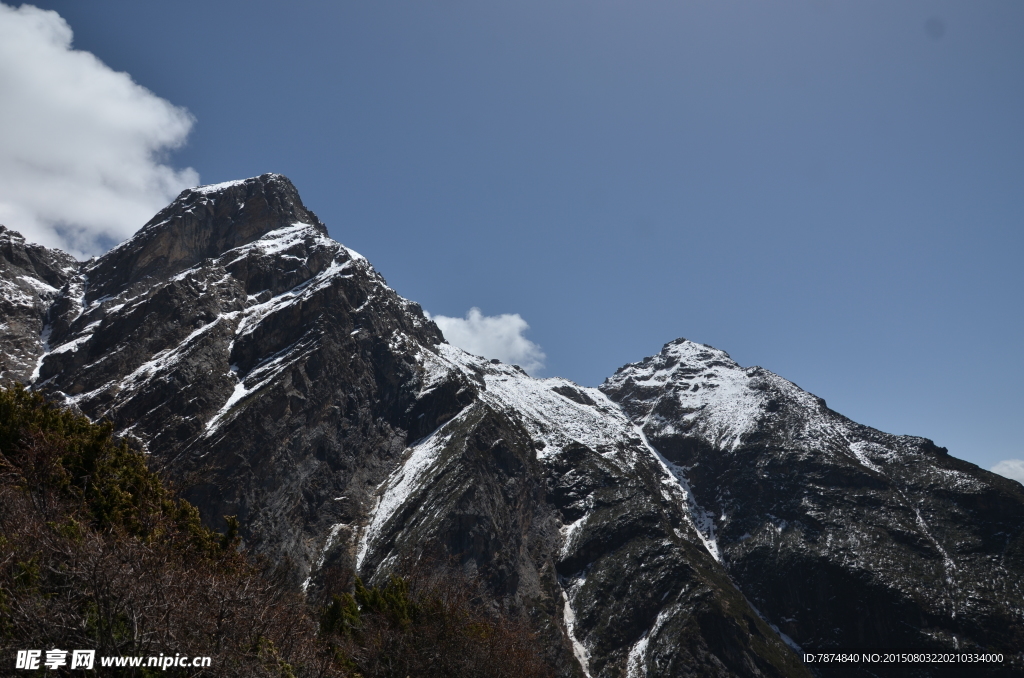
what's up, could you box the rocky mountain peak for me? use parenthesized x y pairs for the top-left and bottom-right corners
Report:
(0, 225), (80, 383)
(606, 338), (744, 388)
(602, 338), (767, 453)
(0, 225), (80, 289)
(602, 337), (834, 455)
(83, 173), (326, 302)
(603, 338), (1024, 660)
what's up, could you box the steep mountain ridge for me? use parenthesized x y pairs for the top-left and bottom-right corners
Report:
(82, 175), (329, 303)
(2, 174), (1022, 677)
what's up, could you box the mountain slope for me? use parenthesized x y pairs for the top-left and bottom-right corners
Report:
(32, 175), (442, 581)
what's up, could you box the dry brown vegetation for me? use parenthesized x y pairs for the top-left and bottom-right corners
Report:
(317, 565), (553, 678)
(0, 385), (553, 677)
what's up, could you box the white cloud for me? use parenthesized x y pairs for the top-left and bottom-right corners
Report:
(991, 459), (1024, 485)
(429, 307), (546, 375)
(0, 3), (198, 257)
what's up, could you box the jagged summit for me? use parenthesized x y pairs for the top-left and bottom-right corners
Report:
(0, 224), (80, 284)
(0, 224), (80, 383)
(83, 173), (327, 302)
(602, 337), (826, 453)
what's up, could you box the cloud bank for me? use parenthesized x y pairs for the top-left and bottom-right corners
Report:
(0, 3), (198, 257)
(429, 307), (546, 375)
(991, 459), (1024, 485)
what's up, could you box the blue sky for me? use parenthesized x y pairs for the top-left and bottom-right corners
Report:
(3, 1), (1022, 474)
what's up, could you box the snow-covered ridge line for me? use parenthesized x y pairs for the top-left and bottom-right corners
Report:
(425, 343), (723, 563)
(34, 213), (365, 431)
(219, 222), (323, 267)
(428, 344), (637, 463)
(79, 225), (361, 434)
(606, 338), (848, 455)
(87, 174), (303, 263)
(190, 178), (247, 195)
(397, 343), (738, 672)
(119, 314), (233, 395)
(204, 336), (317, 436)
(38, 226), (351, 416)
(606, 340), (768, 452)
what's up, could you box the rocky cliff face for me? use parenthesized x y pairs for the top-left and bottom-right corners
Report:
(3, 175), (1022, 677)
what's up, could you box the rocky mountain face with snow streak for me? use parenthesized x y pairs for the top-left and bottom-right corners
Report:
(353, 343), (808, 677)
(25, 174), (448, 586)
(2, 175), (1022, 677)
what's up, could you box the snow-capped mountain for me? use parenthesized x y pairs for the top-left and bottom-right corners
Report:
(602, 339), (1024, 657)
(1, 175), (1021, 677)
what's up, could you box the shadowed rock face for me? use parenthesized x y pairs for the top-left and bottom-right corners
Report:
(3, 175), (1021, 677)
